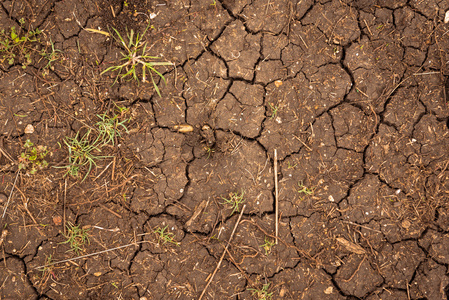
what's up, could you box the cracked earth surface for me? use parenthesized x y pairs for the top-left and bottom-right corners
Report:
(1, 0), (449, 299)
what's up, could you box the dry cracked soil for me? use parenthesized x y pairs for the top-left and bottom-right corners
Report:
(1, 0), (449, 299)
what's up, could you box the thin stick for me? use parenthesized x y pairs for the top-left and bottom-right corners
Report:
(199, 204), (246, 300)
(93, 160), (113, 181)
(34, 241), (142, 270)
(363, 19), (373, 36)
(110, 5), (116, 18)
(413, 71), (440, 76)
(63, 178), (67, 235)
(0, 229), (7, 247)
(0, 147), (14, 163)
(274, 149), (279, 244)
(2, 170), (20, 219)
(343, 221), (382, 233)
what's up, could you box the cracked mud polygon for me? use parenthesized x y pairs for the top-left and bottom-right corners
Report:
(1, 0), (449, 299)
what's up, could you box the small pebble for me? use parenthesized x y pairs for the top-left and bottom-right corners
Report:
(0, 193), (7, 203)
(174, 124), (193, 133)
(24, 124), (34, 134)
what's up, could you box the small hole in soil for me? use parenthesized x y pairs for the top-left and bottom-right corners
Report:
(434, 207), (440, 222)
(446, 118), (449, 129)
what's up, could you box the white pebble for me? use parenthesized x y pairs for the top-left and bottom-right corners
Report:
(24, 124), (34, 134)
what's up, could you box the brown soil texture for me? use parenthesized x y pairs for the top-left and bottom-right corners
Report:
(1, 0), (449, 299)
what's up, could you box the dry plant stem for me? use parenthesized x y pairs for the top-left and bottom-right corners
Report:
(199, 204), (246, 300)
(0, 146), (14, 163)
(342, 255), (365, 282)
(274, 149), (279, 244)
(2, 170), (20, 219)
(64, 179), (67, 235)
(343, 220), (382, 233)
(222, 245), (254, 286)
(0, 229), (7, 247)
(240, 219), (313, 260)
(34, 241), (144, 270)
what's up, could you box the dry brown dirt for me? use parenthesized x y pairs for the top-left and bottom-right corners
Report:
(1, 0), (449, 299)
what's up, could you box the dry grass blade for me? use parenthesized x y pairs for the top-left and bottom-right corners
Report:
(199, 204), (246, 300)
(336, 237), (366, 255)
(2, 170), (20, 219)
(274, 149), (278, 244)
(34, 241), (144, 270)
(0, 229), (7, 247)
(84, 28), (110, 36)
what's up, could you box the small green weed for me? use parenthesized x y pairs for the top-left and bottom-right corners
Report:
(59, 105), (129, 181)
(60, 222), (90, 254)
(248, 283), (273, 300)
(203, 146), (215, 159)
(268, 103), (279, 119)
(0, 20), (42, 68)
(61, 130), (110, 181)
(18, 139), (48, 174)
(154, 225), (179, 246)
(297, 181), (313, 200)
(287, 161), (297, 169)
(39, 254), (53, 274)
(95, 110), (129, 146)
(101, 23), (172, 97)
(221, 190), (245, 216)
(40, 38), (62, 73)
(209, 234), (220, 241)
(260, 236), (275, 255)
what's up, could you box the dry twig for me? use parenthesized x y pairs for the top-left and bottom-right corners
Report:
(274, 149), (279, 244)
(2, 170), (20, 219)
(199, 204), (246, 300)
(63, 178), (67, 234)
(34, 241), (142, 270)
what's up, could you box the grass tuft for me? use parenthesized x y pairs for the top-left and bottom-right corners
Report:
(60, 222), (90, 255)
(221, 190), (245, 216)
(248, 283), (273, 300)
(101, 23), (172, 97)
(297, 181), (314, 200)
(154, 225), (180, 246)
(61, 130), (110, 181)
(259, 236), (275, 255)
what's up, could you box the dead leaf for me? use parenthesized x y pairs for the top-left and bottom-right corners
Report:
(279, 286), (287, 297)
(186, 200), (208, 229)
(401, 219), (411, 229)
(53, 215), (62, 226)
(173, 124), (194, 133)
(84, 28), (110, 36)
(336, 237), (366, 255)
